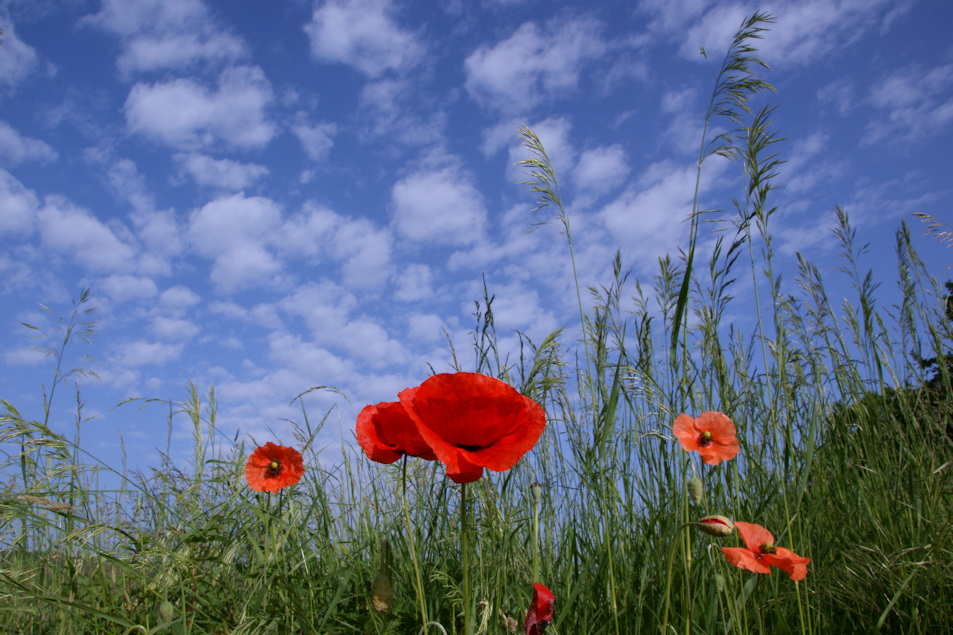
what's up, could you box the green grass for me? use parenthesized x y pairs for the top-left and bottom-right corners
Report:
(2, 12), (952, 634)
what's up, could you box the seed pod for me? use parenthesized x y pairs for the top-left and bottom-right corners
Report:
(687, 476), (704, 505)
(695, 515), (735, 538)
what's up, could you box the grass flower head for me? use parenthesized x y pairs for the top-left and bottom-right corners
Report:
(245, 442), (305, 492)
(673, 411), (740, 465)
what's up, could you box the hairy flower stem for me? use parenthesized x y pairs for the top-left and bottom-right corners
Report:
(461, 482), (471, 635)
(402, 457), (429, 634)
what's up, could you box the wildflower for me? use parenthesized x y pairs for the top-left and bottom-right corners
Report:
(721, 521), (810, 581)
(245, 442), (305, 492)
(400, 372), (546, 484)
(673, 411), (740, 465)
(695, 515), (735, 538)
(356, 400), (437, 464)
(524, 582), (555, 635)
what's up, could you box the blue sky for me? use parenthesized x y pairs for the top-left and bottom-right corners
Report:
(1, 0), (951, 472)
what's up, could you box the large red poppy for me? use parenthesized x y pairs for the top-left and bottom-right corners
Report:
(721, 521), (810, 581)
(672, 411), (740, 465)
(524, 582), (555, 635)
(399, 372), (546, 484)
(356, 400), (437, 464)
(245, 442), (305, 492)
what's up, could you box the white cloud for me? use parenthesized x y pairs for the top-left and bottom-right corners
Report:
(573, 145), (630, 194)
(124, 66), (275, 150)
(0, 17), (38, 89)
(279, 203), (393, 289)
(652, 1), (901, 68)
(159, 285), (201, 311)
(175, 153), (269, 189)
(292, 120), (337, 162)
(391, 166), (487, 245)
(101, 274), (159, 301)
(598, 159), (728, 272)
(865, 63), (953, 144)
(188, 193), (282, 291)
(0, 121), (57, 165)
(464, 18), (606, 113)
(82, 0), (245, 75)
(131, 208), (184, 276)
(303, 0), (423, 77)
(115, 339), (183, 367)
(0, 169), (38, 235)
(395, 263), (433, 301)
(151, 316), (201, 340)
(37, 196), (137, 272)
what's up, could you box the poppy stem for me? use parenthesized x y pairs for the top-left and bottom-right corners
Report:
(401, 457), (429, 634)
(461, 482), (471, 635)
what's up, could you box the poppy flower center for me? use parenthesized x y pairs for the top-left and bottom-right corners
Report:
(698, 430), (714, 446)
(456, 443), (486, 452)
(760, 542), (777, 555)
(268, 460), (283, 475)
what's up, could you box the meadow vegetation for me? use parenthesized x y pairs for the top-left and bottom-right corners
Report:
(2, 12), (952, 634)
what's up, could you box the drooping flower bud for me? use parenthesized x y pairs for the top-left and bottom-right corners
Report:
(695, 515), (735, 537)
(687, 476), (704, 505)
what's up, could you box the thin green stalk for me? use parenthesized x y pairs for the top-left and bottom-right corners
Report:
(402, 457), (429, 633)
(461, 482), (470, 635)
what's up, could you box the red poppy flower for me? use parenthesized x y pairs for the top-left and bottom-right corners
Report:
(721, 521), (810, 581)
(524, 582), (555, 635)
(245, 442), (305, 492)
(673, 411), (740, 465)
(356, 400), (437, 464)
(399, 372), (546, 484)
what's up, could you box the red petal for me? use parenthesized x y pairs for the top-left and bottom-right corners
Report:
(734, 521), (774, 552)
(356, 400), (436, 464)
(401, 373), (545, 483)
(672, 414), (701, 452)
(721, 547), (772, 575)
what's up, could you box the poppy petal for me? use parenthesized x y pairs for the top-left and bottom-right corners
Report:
(721, 547), (772, 575)
(400, 373), (546, 484)
(356, 400), (437, 464)
(734, 521), (775, 552)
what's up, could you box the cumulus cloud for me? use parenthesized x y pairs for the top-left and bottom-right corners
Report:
(279, 203), (393, 289)
(643, 0), (903, 68)
(292, 120), (337, 162)
(124, 65), (275, 150)
(464, 17), (606, 113)
(101, 274), (159, 301)
(175, 153), (269, 189)
(187, 193), (283, 291)
(573, 145), (630, 194)
(303, 0), (423, 77)
(0, 169), (39, 236)
(82, 0), (245, 75)
(115, 339), (183, 367)
(391, 166), (487, 246)
(0, 121), (57, 165)
(37, 196), (138, 272)
(0, 17), (39, 89)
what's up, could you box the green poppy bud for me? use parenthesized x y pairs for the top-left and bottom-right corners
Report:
(687, 476), (704, 505)
(695, 515), (735, 537)
(530, 481), (542, 505)
(714, 574), (725, 593)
